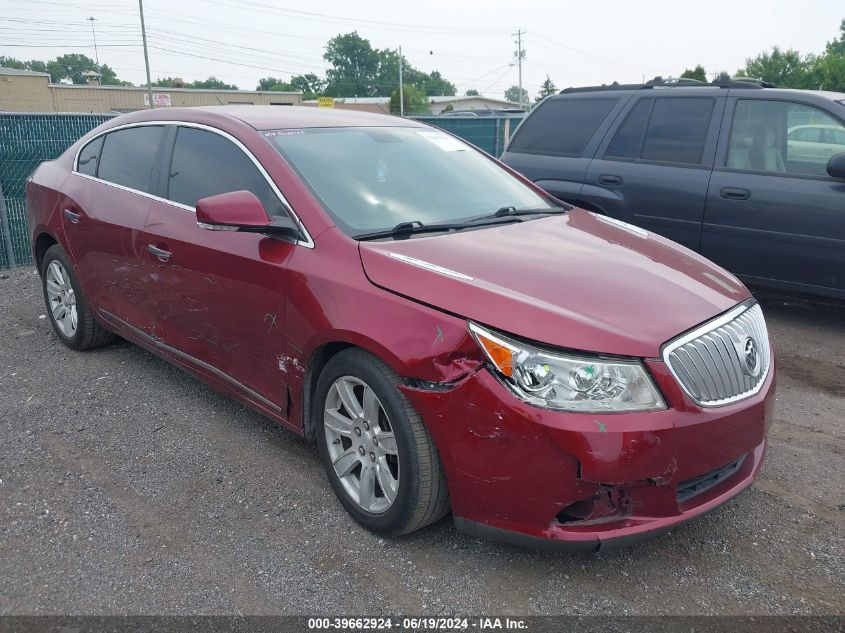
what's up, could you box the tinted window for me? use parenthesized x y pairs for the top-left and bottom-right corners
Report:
(98, 126), (164, 193)
(729, 100), (845, 176)
(605, 99), (651, 159)
(77, 136), (103, 177)
(641, 98), (714, 164)
(167, 127), (284, 217)
(508, 98), (617, 156)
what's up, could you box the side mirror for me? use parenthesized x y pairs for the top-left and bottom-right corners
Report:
(196, 190), (300, 240)
(827, 152), (845, 180)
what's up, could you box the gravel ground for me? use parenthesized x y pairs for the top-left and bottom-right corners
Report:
(0, 266), (842, 616)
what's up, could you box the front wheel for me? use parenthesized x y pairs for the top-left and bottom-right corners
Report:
(315, 349), (450, 536)
(41, 244), (115, 350)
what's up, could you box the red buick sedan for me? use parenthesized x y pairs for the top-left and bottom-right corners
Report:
(26, 107), (775, 551)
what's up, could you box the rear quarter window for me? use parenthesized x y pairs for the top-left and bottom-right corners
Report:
(76, 136), (104, 177)
(508, 98), (617, 156)
(97, 126), (165, 193)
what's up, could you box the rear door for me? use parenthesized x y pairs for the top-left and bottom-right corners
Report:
(142, 124), (298, 413)
(61, 124), (166, 333)
(501, 95), (627, 202)
(581, 94), (725, 251)
(702, 97), (845, 297)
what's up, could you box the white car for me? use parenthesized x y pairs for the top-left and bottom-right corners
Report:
(787, 124), (845, 164)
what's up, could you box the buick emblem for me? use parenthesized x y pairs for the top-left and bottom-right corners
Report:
(743, 337), (760, 377)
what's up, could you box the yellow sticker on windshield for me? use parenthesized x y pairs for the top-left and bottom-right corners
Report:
(415, 131), (467, 152)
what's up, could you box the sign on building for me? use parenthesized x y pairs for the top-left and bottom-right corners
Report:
(317, 97), (334, 108)
(143, 93), (172, 107)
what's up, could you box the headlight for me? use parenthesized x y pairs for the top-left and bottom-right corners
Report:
(468, 322), (666, 413)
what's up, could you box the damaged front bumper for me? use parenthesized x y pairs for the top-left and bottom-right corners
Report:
(398, 357), (775, 552)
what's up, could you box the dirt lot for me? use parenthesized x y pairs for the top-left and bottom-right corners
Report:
(0, 266), (842, 615)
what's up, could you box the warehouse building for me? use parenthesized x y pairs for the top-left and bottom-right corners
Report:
(0, 67), (301, 113)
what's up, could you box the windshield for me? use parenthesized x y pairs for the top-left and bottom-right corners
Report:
(265, 127), (555, 236)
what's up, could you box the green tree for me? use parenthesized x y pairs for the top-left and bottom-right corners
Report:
(809, 53), (845, 91)
(290, 73), (325, 100)
(805, 19), (845, 91)
(825, 18), (845, 55)
(191, 76), (238, 89)
(46, 53), (99, 84)
(389, 85), (429, 115)
(0, 56), (27, 69)
(504, 85), (528, 105)
(465, 88), (479, 96)
(256, 76), (288, 90)
(713, 70), (732, 82)
(535, 75), (557, 102)
(324, 31), (380, 97)
(418, 70), (456, 96)
(98, 64), (131, 86)
(154, 76), (237, 89)
(1, 54), (129, 84)
(680, 64), (707, 82)
(738, 46), (815, 88)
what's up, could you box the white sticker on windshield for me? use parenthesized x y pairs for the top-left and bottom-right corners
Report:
(415, 130), (467, 152)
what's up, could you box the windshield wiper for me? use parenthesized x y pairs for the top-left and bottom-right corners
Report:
(354, 216), (521, 241)
(469, 205), (570, 223)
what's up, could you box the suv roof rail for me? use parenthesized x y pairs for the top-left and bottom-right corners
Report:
(559, 76), (775, 94)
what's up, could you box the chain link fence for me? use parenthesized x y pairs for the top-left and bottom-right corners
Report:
(0, 113), (115, 269)
(0, 112), (522, 270)
(413, 116), (523, 157)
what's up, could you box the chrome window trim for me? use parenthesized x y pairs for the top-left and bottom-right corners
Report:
(72, 119), (314, 249)
(661, 299), (770, 407)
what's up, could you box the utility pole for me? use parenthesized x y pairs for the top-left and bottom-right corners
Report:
(138, 0), (154, 109)
(87, 17), (99, 67)
(398, 45), (404, 117)
(512, 30), (526, 110)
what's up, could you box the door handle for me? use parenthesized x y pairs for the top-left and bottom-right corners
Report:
(719, 187), (751, 201)
(147, 244), (172, 262)
(598, 174), (623, 186)
(63, 208), (81, 224)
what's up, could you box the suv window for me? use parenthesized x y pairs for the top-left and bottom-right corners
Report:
(167, 126), (285, 217)
(508, 98), (617, 156)
(728, 100), (845, 177)
(605, 99), (651, 159)
(77, 136), (104, 177)
(606, 98), (714, 164)
(97, 126), (164, 193)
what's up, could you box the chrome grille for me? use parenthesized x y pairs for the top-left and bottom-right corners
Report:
(663, 302), (770, 406)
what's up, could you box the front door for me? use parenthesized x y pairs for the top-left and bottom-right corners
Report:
(702, 98), (845, 296)
(142, 125), (298, 412)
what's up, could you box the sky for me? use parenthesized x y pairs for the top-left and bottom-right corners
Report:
(1, 0), (843, 98)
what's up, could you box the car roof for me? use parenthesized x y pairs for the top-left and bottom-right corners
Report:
(553, 85), (845, 102)
(109, 105), (426, 131)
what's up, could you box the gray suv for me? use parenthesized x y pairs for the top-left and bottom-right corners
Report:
(501, 81), (845, 301)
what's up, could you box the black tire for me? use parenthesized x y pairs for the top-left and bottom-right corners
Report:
(41, 244), (115, 351)
(314, 349), (450, 536)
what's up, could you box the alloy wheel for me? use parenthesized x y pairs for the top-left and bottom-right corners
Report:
(45, 260), (77, 338)
(323, 376), (400, 514)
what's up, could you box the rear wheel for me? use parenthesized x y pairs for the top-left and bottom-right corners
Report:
(315, 349), (450, 536)
(41, 244), (115, 350)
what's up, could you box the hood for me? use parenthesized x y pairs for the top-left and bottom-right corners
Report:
(358, 209), (750, 358)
